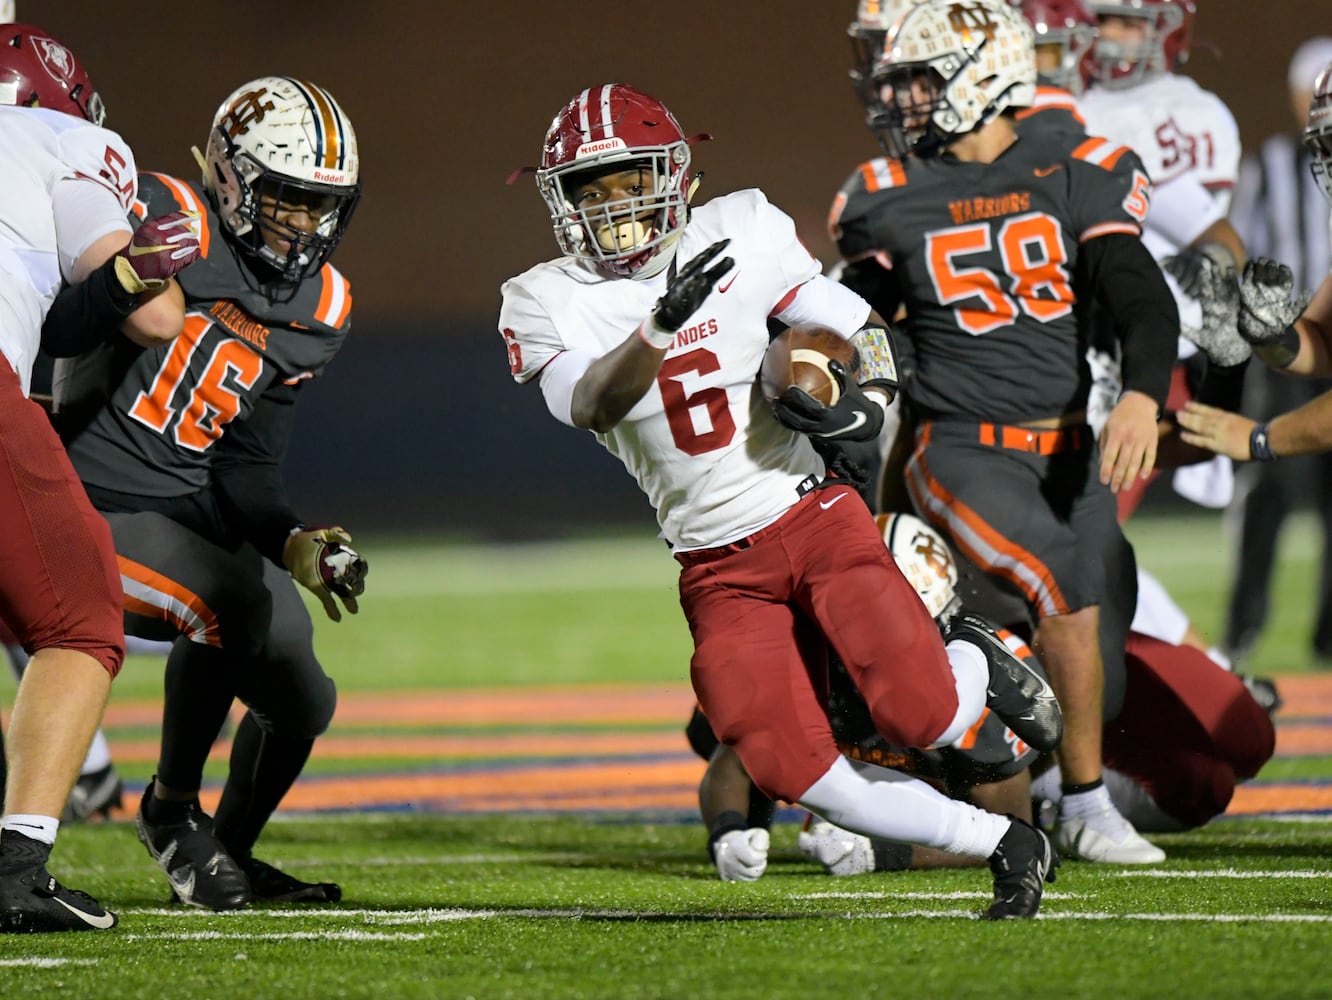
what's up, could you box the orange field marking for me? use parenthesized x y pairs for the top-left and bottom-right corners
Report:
(84, 675), (1332, 819)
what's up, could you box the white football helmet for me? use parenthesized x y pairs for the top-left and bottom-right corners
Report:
(871, 0), (1037, 158)
(198, 76), (360, 282)
(848, 0), (932, 108)
(876, 512), (961, 626)
(1306, 61), (1332, 204)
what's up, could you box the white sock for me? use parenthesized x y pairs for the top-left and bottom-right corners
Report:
(1059, 781), (1114, 821)
(1, 815), (59, 845)
(797, 756), (1009, 859)
(931, 639), (988, 747)
(1030, 764), (1062, 805)
(81, 730), (112, 774)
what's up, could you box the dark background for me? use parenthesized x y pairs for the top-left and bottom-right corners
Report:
(33, 2), (1322, 538)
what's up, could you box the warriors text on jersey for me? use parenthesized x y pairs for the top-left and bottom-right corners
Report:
(66, 173), (353, 498)
(500, 189), (865, 550)
(831, 127), (1150, 424)
(0, 106), (135, 393)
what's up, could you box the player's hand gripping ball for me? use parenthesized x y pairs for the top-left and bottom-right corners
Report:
(759, 325), (859, 407)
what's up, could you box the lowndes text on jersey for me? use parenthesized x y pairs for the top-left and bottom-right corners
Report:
(948, 191), (1032, 225)
(208, 301), (270, 351)
(672, 317), (718, 350)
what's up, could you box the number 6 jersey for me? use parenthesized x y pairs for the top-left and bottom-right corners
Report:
(499, 189), (868, 550)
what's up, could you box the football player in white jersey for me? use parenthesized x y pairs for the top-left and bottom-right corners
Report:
(0, 23), (198, 933)
(501, 83), (1065, 918)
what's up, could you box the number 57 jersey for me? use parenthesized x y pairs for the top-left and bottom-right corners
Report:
(66, 172), (353, 499)
(499, 189), (846, 550)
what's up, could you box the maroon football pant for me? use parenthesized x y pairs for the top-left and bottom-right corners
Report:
(678, 486), (958, 803)
(0, 363), (123, 677)
(1104, 633), (1275, 827)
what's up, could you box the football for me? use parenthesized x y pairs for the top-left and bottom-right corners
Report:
(759, 324), (858, 407)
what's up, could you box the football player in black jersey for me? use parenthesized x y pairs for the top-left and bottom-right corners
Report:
(831, 0), (1178, 863)
(58, 77), (368, 910)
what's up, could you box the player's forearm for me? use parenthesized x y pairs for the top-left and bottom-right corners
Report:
(569, 327), (667, 432)
(1266, 390), (1332, 458)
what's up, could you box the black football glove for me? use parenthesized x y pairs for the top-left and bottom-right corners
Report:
(1163, 242), (1234, 300)
(772, 359), (885, 442)
(651, 239), (735, 332)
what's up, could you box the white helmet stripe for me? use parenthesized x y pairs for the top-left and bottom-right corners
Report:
(576, 88), (592, 141)
(598, 83), (615, 138)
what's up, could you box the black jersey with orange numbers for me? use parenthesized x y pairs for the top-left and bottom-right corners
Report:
(831, 126), (1150, 423)
(66, 173), (353, 498)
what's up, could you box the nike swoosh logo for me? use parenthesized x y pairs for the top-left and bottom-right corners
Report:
(1034, 165), (1063, 177)
(718, 273), (739, 293)
(819, 411), (868, 438)
(51, 893), (117, 929)
(820, 493), (849, 510)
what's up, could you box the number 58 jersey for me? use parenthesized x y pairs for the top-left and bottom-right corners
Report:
(831, 129), (1151, 424)
(499, 189), (845, 550)
(66, 172), (353, 499)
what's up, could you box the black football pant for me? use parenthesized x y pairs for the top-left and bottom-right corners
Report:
(102, 503), (336, 859)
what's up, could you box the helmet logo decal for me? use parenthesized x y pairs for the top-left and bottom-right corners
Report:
(33, 37), (74, 84)
(947, 2), (1000, 41)
(220, 87), (276, 138)
(913, 531), (953, 580)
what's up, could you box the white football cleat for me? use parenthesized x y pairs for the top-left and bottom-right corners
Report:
(797, 819), (876, 876)
(1054, 806), (1166, 864)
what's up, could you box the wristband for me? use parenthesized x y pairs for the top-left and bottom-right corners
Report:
(636, 316), (676, 350)
(1249, 423), (1278, 462)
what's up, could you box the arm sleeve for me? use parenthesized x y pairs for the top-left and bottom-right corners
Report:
(40, 255), (137, 356)
(211, 381), (303, 566)
(1077, 232), (1178, 410)
(771, 274), (871, 336)
(1144, 171), (1225, 251)
(51, 174), (134, 282)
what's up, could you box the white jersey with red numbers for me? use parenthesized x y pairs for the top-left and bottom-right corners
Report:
(0, 105), (135, 394)
(1080, 73), (1240, 256)
(500, 188), (869, 550)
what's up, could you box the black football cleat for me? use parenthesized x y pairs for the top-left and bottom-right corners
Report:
(0, 832), (117, 933)
(983, 816), (1059, 920)
(135, 785), (252, 911)
(949, 614), (1063, 752)
(240, 856), (342, 903)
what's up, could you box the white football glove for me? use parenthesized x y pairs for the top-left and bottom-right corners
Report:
(797, 819), (876, 876)
(711, 828), (770, 882)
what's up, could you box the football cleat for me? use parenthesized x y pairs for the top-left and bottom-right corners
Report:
(135, 786), (252, 911)
(0, 832), (117, 933)
(797, 817), (877, 876)
(240, 856), (342, 903)
(983, 816), (1058, 920)
(63, 764), (124, 822)
(1054, 806), (1166, 864)
(1238, 673), (1282, 717)
(949, 614), (1063, 752)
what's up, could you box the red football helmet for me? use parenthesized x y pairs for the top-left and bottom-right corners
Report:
(1306, 61), (1332, 204)
(0, 22), (104, 125)
(1087, 0), (1195, 89)
(1017, 0), (1097, 94)
(534, 84), (696, 278)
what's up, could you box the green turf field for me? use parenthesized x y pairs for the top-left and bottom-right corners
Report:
(2, 512), (1330, 998)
